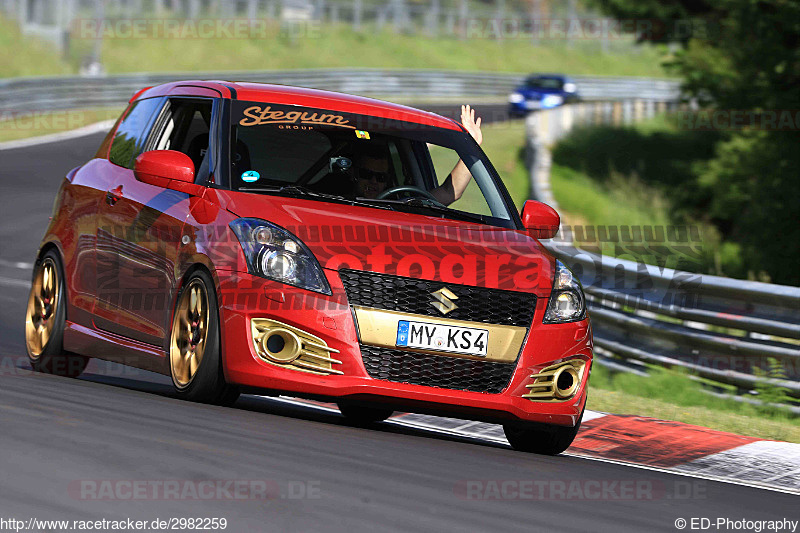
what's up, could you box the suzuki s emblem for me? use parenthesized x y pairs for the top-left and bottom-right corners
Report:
(430, 287), (459, 315)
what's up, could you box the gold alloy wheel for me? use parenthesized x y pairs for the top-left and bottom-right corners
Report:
(170, 279), (209, 389)
(25, 258), (59, 359)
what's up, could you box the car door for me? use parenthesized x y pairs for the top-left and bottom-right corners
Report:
(59, 98), (160, 324)
(93, 96), (217, 347)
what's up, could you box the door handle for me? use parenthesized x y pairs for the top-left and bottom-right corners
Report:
(106, 185), (123, 206)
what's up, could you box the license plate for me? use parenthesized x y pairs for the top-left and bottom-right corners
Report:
(395, 320), (488, 357)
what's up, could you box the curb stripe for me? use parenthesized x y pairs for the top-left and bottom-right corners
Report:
(675, 440), (800, 492)
(266, 397), (798, 494)
(571, 415), (760, 468)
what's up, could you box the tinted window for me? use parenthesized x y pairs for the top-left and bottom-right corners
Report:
(109, 97), (163, 168)
(233, 125), (332, 187)
(525, 77), (564, 90)
(150, 98), (214, 182)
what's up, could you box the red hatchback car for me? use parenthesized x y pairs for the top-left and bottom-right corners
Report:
(25, 81), (592, 454)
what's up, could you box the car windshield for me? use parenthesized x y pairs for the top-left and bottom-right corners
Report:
(524, 77), (564, 90)
(227, 101), (519, 228)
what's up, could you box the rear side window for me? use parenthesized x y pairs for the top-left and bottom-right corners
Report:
(109, 97), (163, 168)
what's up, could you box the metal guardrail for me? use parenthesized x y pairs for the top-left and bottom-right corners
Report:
(0, 69), (680, 112)
(525, 103), (800, 399)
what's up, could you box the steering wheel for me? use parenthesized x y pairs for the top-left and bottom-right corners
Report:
(376, 186), (445, 206)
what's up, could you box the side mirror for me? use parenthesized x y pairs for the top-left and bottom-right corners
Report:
(520, 200), (560, 239)
(134, 150), (201, 194)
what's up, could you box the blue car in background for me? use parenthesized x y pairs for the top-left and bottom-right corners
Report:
(508, 74), (580, 116)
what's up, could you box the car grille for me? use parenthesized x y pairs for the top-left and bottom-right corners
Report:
(359, 345), (516, 394)
(338, 269), (536, 327)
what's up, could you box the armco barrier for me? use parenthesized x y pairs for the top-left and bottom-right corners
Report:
(526, 104), (800, 399)
(0, 69), (679, 112)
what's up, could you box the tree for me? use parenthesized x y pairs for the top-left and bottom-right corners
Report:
(586, 0), (800, 284)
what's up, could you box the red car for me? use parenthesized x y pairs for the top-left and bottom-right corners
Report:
(25, 81), (592, 455)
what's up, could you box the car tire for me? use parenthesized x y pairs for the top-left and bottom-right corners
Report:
(169, 270), (240, 406)
(337, 403), (394, 425)
(25, 250), (89, 378)
(503, 407), (584, 455)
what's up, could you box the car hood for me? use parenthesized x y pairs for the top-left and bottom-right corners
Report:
(214, 190), (555, 295)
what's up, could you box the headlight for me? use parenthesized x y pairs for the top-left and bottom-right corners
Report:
(563, 82), (577, 93)
(544, 260), (586, 323)
(229, 218), (331, 295)
(508, 92), (525, 104)
(542, 94), (564, 108)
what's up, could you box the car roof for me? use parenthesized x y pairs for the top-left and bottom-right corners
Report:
(136, 80), (463, 131)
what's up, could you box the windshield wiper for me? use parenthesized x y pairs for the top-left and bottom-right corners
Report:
(238, 185), (394, 211)
(374, 196), (487, 224)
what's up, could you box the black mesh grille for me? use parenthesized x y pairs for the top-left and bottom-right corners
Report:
(339, 269), (536, 327)
(359, 345), (515, 394)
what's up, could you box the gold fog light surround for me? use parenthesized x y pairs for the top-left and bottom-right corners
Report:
(260, 328), (302, 363)
(523, 359), (586, 402)
(251, 318), (343, 375)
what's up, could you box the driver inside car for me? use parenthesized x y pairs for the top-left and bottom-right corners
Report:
(353, 104), (483, 204)
(352, 146), (394, 199)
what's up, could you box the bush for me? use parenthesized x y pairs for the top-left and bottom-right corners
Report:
(551, 118), (721, 218)
(550, 116), (799, 284)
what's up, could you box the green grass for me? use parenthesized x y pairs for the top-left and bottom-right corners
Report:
(547, 162), (698, 266)
(478, 121), (529, 208)
(0, 16), (71, 77)
(550, 163), (672, 228)
(549, 118), (728, 273)
(82, 25), (669, 76)
(2, 13), (670, 78)
(588, 365), (800, 443)
(0, 107), (123, 143)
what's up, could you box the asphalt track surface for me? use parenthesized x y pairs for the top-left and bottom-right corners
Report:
(0, 106), (798, 532)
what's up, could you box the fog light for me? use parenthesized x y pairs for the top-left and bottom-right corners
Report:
(260, 328), (302, 363)
(553, 365), (579, 399)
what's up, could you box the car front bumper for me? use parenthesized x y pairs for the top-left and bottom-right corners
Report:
(216, 270), (592, 427)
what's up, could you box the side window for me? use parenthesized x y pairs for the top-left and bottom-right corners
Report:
(150, 99), (214, 183)
(108, 97), (163, 169)
(429, 143), (494, 217)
